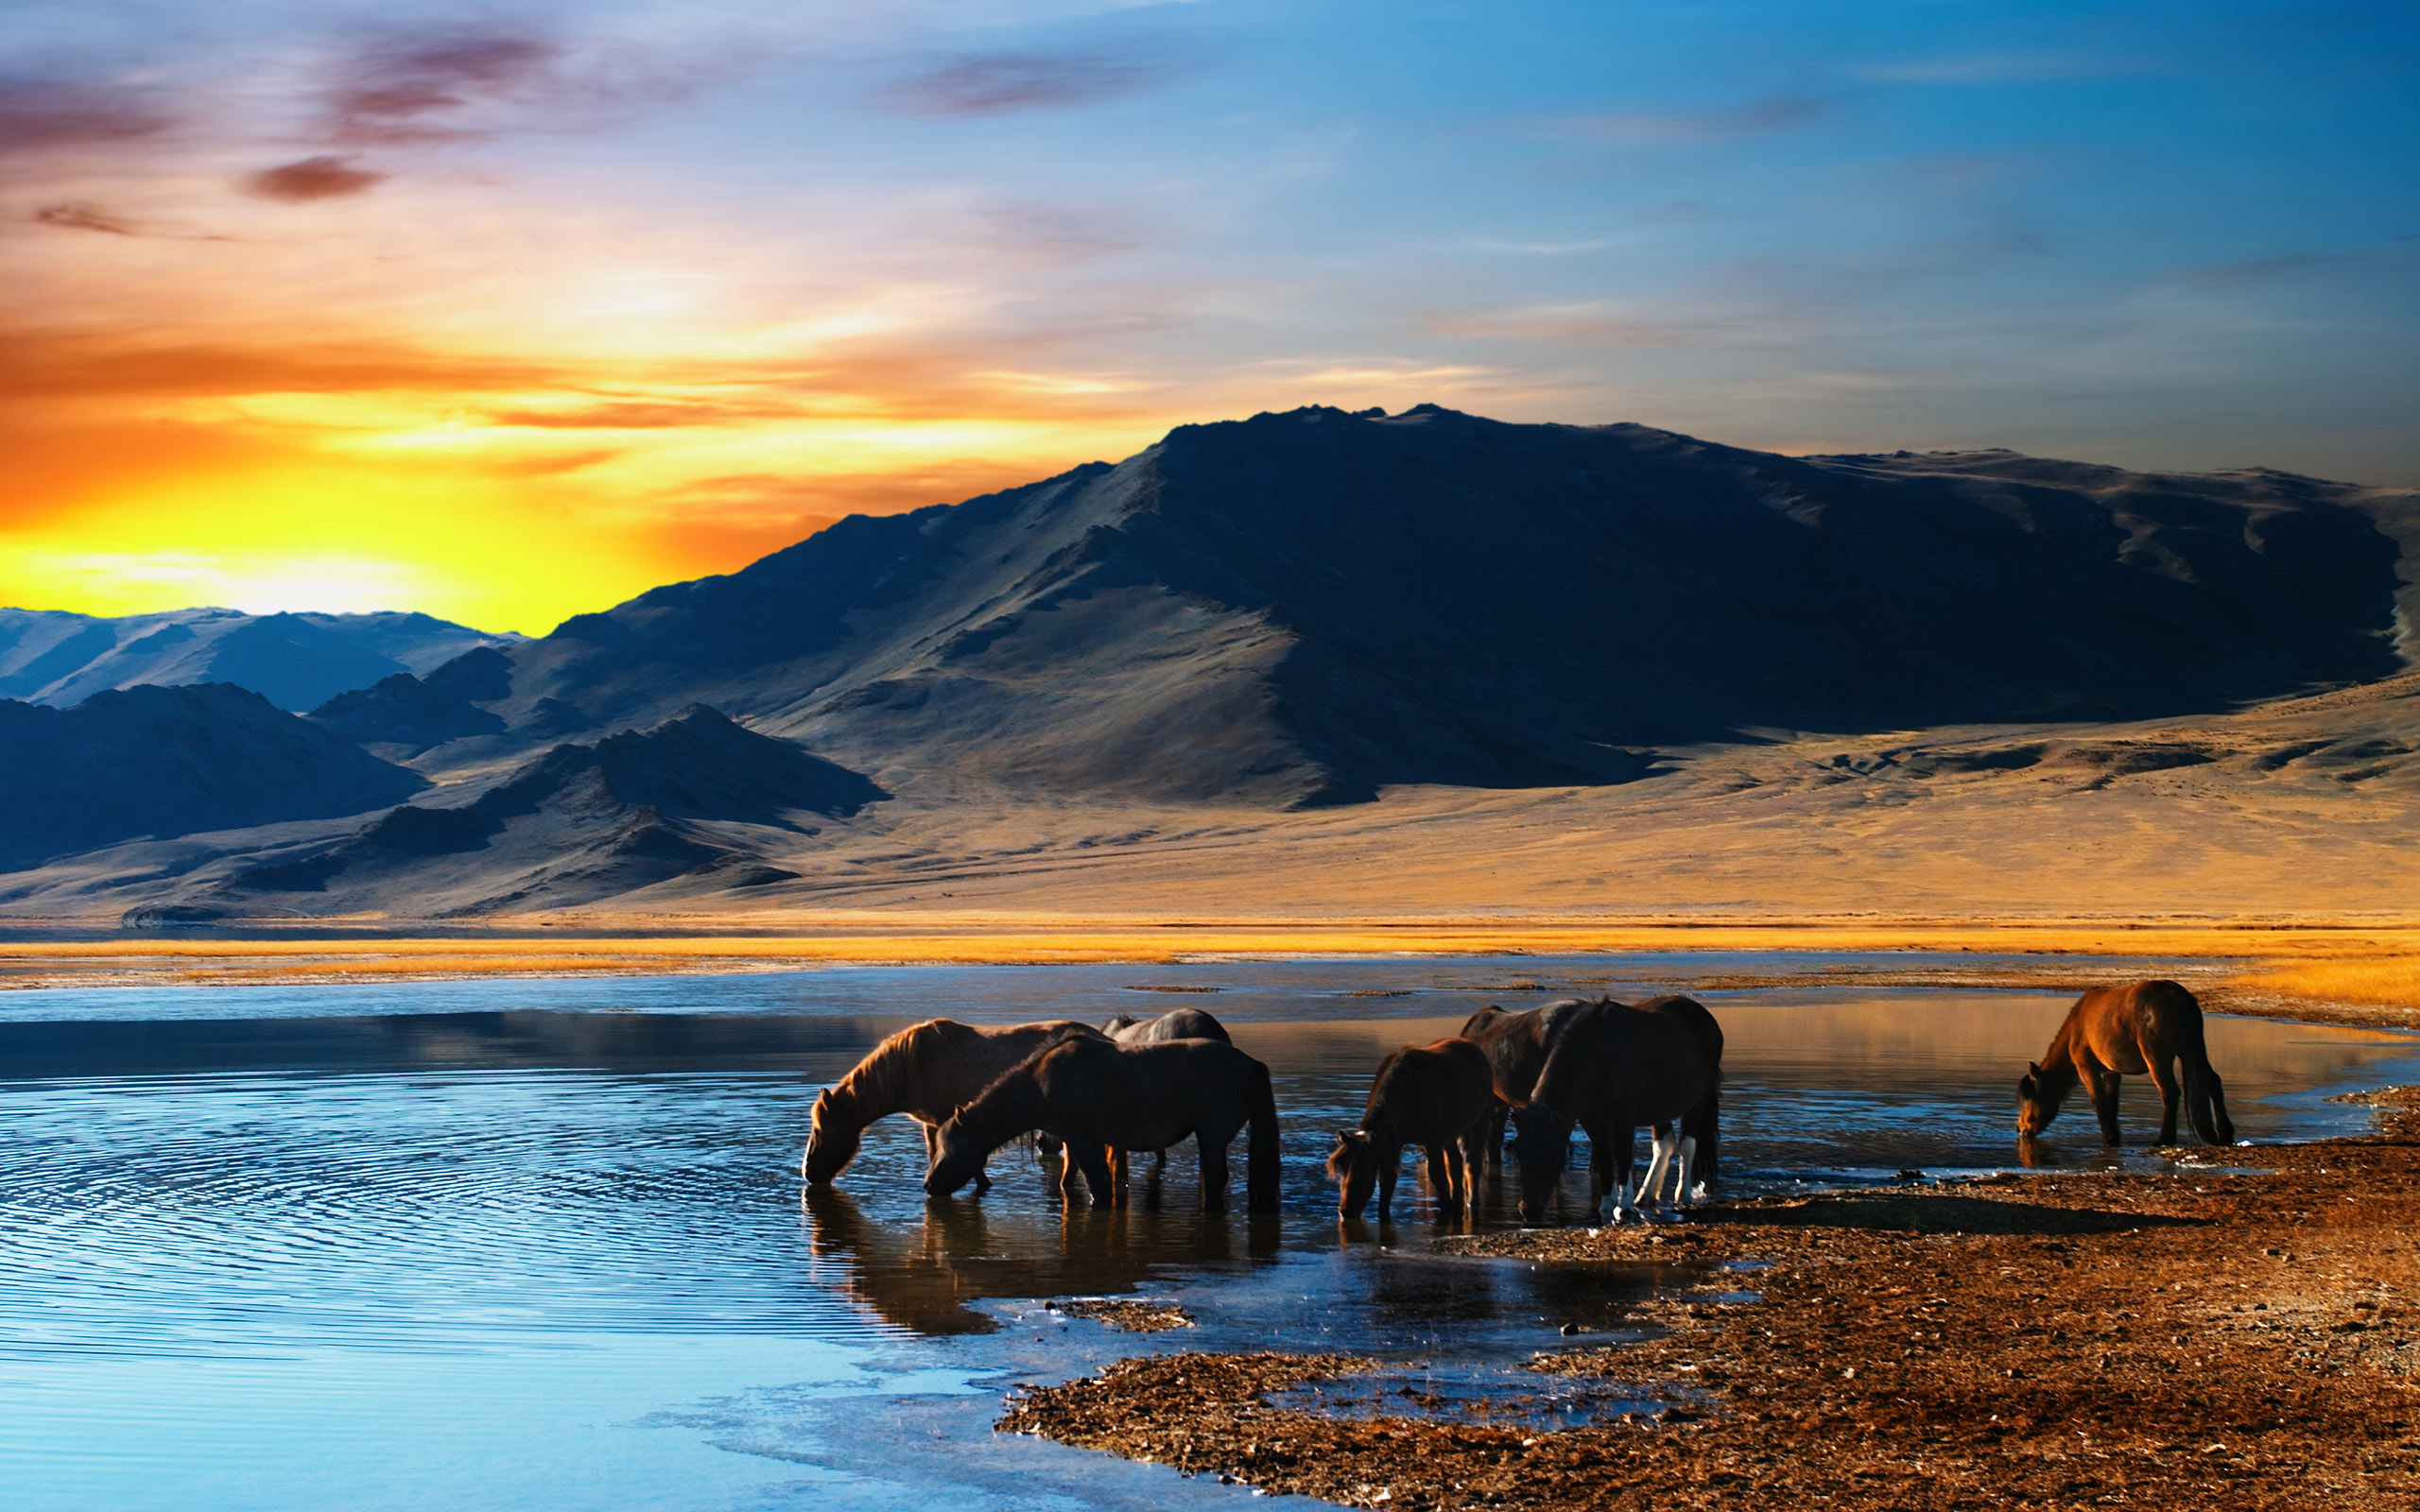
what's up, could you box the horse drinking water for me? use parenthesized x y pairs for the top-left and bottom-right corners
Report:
(1515, 996), (1723, 1225)
(1457, 998), (1595, 1167)
(802, 1019), (1104, 1191)
(1326, 1038), (1495, 1221)
(925, 1036), (1281, 1212)
(2017, 980), (2236, 1146)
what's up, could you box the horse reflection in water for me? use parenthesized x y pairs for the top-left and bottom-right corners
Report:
(800, 1187), (1257, 1337)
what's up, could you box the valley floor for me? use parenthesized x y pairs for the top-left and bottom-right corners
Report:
(1005, 1091), (2420, 1510)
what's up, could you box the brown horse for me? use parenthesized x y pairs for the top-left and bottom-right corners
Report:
(1514, 996), (1723, 1225)
(1458, 998), (1597, 1167)
(802, 1019), (1104, 1190)
(925, 1037), (1281, 1212)
(1326, 1038), (1495, 1221)
(2018, 980), (2236, 1146)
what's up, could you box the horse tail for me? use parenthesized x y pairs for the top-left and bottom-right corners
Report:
(2179, 1016), (2235, 1145)
(1687, 1077), (1721, 1182)
(1246, 1063), (1281, 1213)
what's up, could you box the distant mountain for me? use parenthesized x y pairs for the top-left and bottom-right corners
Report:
(0, 683), (429, 870)
(232, 704), (886, 913)
(307, 645), (515, 753)
(468, 405), (2412, 807)
(0, 608), (522, 712)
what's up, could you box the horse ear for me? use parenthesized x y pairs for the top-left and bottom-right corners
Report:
(2026, 1062), (2040, 1075)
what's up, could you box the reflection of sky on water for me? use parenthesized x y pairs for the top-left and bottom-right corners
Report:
(3, 962), (2416, 1508)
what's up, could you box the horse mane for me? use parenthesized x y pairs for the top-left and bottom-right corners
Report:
(827, 1019), (971, 1121)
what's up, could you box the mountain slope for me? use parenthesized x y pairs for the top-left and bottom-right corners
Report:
(468, 405), (2410, 806)
(0, 608), (521, 712)
(0, 683), (429, 869)
(227, 704), (887, 913)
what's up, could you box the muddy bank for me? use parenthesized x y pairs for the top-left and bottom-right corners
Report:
(1001, 1094), (2420, 1509)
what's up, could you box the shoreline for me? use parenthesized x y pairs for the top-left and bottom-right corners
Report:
(2, 920), (2411, 1030)
(1003, 1093), (2420, 1509)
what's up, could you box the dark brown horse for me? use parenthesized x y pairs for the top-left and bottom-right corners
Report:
(925, 1037), (1281, 1212)
(803, 1019), (1103, 1190)
(1457, 998), (1597, 1166)
(1326, 1038), (1495, 1221)
(1098, 1007), (1235, 1181)
(1514, 996), (1723, 1225)
(2018, 980), (2236, 1146)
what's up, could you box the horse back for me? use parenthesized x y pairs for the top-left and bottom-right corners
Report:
(1366, 1038), (1494, 1143)
(1031, 1036), (1270, 1149)
(2065, 979), (2206, 1073)
(1537, 1001), (1720, 1122)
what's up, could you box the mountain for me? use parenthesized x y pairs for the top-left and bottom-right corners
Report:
(306, 645), (516, 753)
(229, 704), (888, 914)
(0, 683), (429, 870)
(0, 608), (522, 712)
(467, 405), (2413, 808)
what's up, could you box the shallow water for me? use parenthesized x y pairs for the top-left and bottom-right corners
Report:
(4, 957), (2415, 1508)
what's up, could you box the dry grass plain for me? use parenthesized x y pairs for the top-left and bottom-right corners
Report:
(3, 669), (2414, 1019)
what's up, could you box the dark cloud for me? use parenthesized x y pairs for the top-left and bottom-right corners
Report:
(0, 78), (171, 154)
(886, 50), (1174, 117)
(33, 200), (138, 234)
(247, 155), (387, 202)
(330, 31), (560, 146)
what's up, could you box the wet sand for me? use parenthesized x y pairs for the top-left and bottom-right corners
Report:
(1002, 1091), (2420, 1509)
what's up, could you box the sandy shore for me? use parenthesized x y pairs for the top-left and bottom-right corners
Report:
(1002, 1091), (2420, 1509)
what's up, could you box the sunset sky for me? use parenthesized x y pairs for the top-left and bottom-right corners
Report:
(5, 1), (2413, 635)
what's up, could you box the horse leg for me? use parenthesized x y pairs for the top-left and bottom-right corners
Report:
(1426, 1144), (1456, 1217)
(1070, 1144), (1116, 1210)
(1673, 1136), (1699, 1206)
(1488, 1102), (1509, 1166)
(2193, 1061), (2236, 1145)
(1199, 1135), (1231, 1215)
(1634, 1125), (1675, 1212)
(2082, 1063), (2122, 1146)
(1447, 1140), (1471, 1219)
(2149, 1053), (2184, 1147)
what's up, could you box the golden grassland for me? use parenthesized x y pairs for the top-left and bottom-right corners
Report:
(2, 916), (2414, 1019)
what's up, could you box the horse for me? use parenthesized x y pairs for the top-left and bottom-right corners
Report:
(1325, 1038), (1495, 1221)
(2017, 980), (2236, 1146)
(1514, 995), (1723, 1225)
(1105, 1007), (1232, 1044)
(924, 1037), (1281, 1213)
(1098, 1006), (1236, 1181)
(802, 1019), (1105, 1190)
(1458, 998), (1597, 1166)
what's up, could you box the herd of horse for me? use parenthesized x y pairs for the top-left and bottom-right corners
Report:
(800, 977), (2237, 1224)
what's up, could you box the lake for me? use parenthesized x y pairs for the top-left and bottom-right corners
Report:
(4, 956), (2414, 1509)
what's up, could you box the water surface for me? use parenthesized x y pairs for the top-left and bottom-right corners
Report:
(4, 958), (2413, 1509)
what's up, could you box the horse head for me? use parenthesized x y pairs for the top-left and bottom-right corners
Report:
(1325, 1128), (1379, 1219)
(1512, 1107), (1573, 1225)
(802, 1088), (862, 1187)
(922, 1115), (987, 1198)
(2015, 1060), (2060, 1136)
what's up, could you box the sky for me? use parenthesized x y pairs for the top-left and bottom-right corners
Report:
(4, 1), (2414, 636)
